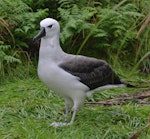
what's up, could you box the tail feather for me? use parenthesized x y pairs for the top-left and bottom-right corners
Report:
(120, 79), (136, 88)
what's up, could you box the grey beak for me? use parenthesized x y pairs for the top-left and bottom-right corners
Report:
(33, 27), (46, 43)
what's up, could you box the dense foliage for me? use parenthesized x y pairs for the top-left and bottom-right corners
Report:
(0, 1), (150, 138)
(0, 78), (150, 139)
(57, 0), (150, 69)
(0, 0), (48, 82)
(0, 0), (150, 82)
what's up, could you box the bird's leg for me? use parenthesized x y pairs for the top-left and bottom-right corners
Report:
(64, 98), (72, 121)
(65, 103), (70, 121)
(68, 107), (77, 125)
(51, 95), (84, 127)
(51, 98), (73, 127)
(51, 105), (78, 127)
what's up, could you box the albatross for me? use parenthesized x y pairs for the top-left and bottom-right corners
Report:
(33, 18), (126, 127)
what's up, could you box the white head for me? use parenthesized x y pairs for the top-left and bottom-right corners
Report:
(33, 18), (60, 43)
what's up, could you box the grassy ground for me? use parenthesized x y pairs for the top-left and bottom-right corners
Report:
(0, 76), (150, 139)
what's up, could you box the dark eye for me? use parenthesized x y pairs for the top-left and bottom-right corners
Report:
(48, 25), (53, 28)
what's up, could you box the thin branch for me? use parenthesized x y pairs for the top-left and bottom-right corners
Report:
(85, 91), (150, 106)
(136, 12), (150, 38)
(128, 114), (150, 139)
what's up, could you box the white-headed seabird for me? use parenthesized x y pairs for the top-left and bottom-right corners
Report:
(33, 18), (126, 127)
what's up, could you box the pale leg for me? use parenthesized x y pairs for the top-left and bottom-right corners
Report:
(51, 106), (78, 127)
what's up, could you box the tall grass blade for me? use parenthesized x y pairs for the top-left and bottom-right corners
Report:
(129, 51), (150, 76)
(76, 0), (128, 54)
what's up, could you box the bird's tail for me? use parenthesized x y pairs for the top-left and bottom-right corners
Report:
(120, 80), (136, 88)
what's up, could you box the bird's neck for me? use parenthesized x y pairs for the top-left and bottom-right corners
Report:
(39, 36), (65, 62)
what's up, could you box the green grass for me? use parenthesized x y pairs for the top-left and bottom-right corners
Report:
(0, 77), (150, 139)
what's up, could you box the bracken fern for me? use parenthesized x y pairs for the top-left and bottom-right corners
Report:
(0, 0), (48, 48)
(57, 0), (149, 75)
(0, 41), (21, 82)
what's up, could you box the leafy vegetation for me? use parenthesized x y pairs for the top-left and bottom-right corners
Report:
(0, 41), (21, 82)
(58, 0), (150, 71)
(0, 78), (150, 139)
(0, 0), (48, 82)
(0, 0), (150, 138)
(0, 0), (149, 80)
(0, 0), (49, 50)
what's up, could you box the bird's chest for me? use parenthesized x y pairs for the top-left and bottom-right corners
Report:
(37, 61), (82, 95)
(38, 61), (61, 87)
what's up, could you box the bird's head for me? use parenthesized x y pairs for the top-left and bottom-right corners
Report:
(33, 18), (60, 43)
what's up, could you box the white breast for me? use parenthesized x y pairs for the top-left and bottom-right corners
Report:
(38, 60), (89, 99)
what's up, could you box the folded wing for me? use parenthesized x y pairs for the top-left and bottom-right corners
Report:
(59, 56), (122, 90)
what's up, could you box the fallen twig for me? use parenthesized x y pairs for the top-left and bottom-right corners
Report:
(136, 12), (150, 38)
(128, 113), (150, 139)
(85, 91), (150, 106)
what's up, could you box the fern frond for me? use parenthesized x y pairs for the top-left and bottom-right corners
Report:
(0, 41), (21, 64)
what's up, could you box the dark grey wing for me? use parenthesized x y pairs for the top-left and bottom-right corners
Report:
(59, 56), (122, 90)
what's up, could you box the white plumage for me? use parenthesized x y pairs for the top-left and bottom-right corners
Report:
(33, 18), (125, 127)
